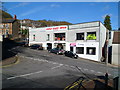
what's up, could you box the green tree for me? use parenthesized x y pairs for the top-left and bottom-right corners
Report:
(104, 15), (112, 30)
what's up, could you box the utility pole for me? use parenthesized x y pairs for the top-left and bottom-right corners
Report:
(105, 29), (109, 89)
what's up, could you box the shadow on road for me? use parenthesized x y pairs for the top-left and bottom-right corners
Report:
(2, 38), (18, 60)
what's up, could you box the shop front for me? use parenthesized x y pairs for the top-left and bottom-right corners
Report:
(70, 43), (76, 53)
(47, 43), (52, 50)
(54, 43), (66, 49)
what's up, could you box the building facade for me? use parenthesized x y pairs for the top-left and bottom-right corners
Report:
(29, 21), (107, 62)
(111, 31), (120, 66)
(0, 15), (20, 39)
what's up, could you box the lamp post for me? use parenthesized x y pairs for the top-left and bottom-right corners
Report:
(105, 30), (109, 89)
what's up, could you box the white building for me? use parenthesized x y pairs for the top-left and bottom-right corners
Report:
(29, 21), (107, 62)
(111, 31), (120, 66)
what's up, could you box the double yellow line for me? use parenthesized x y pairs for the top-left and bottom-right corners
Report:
(0, 56), (20, 68)
(64, 79), (86, 90)
(64, 78), (104, 90)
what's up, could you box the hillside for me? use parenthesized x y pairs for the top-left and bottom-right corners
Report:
(38, 20), (72, 27)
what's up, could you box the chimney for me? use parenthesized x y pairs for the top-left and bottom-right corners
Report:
(14, 15), (17, 20)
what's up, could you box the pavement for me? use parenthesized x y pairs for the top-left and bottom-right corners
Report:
(0, 55), (18, 67)
(81, 78), (113, 90)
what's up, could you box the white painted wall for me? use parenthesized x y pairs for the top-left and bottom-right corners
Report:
(76, 42), (99, 61)
(0, 35), (2, 41)
(99, 22), (107, 61)
(112, 44), (120, 66)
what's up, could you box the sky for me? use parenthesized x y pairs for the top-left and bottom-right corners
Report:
(3, 2), (118, 30)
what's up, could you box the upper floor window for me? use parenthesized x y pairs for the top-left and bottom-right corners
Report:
(47, 34), (50, 41)
(109, 31), (111, 39)
(86, 32), (96, 40)
(76, 33), (84, 40)
(33, 34), (35, 41)
(54, 33), (65, 41)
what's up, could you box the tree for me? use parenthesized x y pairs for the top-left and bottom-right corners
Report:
(118, 28), (120, 30)
(104, 15), (112, 30)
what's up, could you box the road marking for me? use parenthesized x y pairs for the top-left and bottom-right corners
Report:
(20, 55), (109, 76)
(108, 73), (111, 76)
(64, 64), (69, 67)
(84, 68), (88, 71)
(51, 64), (63, 69)
(97, 71), (102, 74)
(52, 62), (58, 64)
(7, 71), (43, 80)
(70, 66), (75, 68)
(1, 56), (20, 68)
(90, 70), (95, 72)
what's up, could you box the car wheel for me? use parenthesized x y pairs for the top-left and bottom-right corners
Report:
(70, 56), (73, 58)
(37, 48), (39, 50)
(74, 55), (78, 59)
(57, 52), (59, 55)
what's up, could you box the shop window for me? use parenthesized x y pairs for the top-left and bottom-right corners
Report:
(86, 47), (96, 55)
(76, 33), (84, 40)
(86, 32), (96, 40)
(47, 34), (50, 41)
(76, 47), (84, 54)
(33, 34), (35, 41)
(54, 33), (65, 41)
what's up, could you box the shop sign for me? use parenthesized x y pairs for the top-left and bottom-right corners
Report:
(46, 26), (67, 30)
(76, 43), (84, 46)
(70, 43), (76, 46)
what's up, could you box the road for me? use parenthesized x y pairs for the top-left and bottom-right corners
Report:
(2, 46), (118, 89)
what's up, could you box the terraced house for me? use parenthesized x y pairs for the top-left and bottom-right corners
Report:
(29, 21), (108, 62)
(0, 15), (20, 40)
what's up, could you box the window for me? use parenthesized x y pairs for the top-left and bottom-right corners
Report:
(33, 34), (35, 41)
(86, 47), (96, 55)
(54, 33), (65, 41)
(47, 34), (50, 41)
(76, 33), (84, 40)
(109, 31), (111, 39)
(76, 47), (84, 54)
(86, 32), (96, 40)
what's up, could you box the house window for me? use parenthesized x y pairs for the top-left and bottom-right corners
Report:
(86, 47), (96, 55)
(33, 34), (35, 41)
(47, 34), (50, 41)
(76, 47), (84, 54)
(86, 32), (96, 40)
(76, 33), (84, 40)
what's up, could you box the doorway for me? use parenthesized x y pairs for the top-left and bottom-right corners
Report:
(57, 44), (63, 49)
(70, 47), (73, 52)
(47, 43), (52, 50)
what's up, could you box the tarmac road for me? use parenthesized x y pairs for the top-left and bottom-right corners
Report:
(2, 46), (118, 89)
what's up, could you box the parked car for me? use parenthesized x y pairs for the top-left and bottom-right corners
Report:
(64, 51), (78, 59)
(16, 42), (27, 46)
(30, 44), (43, 50)
(48, 48), (65, 55)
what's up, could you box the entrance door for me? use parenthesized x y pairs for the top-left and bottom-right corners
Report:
(57, 44), (63, 49)
(108, 46), (112, 64)
(47, 43), (52, 50)
(70, 47), (73, 52)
